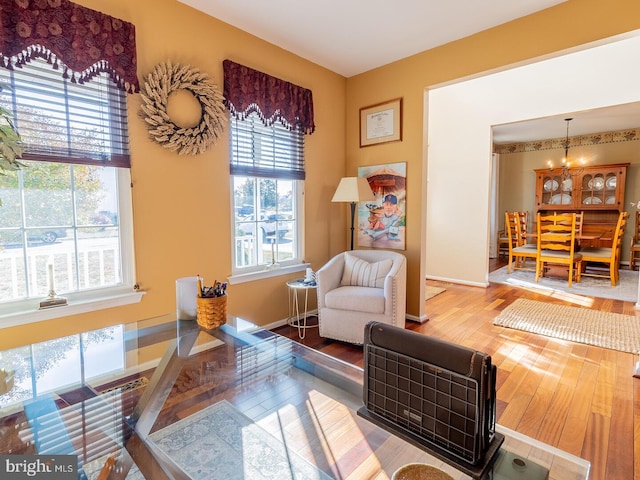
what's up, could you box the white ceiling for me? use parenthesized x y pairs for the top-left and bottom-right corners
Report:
(179, 0), (640, 143)
(492, 102), (640, 145)
(178, 0), (566, 77)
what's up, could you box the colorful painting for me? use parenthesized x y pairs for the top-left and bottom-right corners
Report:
(357, 162), (406, 250)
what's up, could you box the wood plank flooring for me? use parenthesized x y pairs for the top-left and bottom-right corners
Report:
(273, 258), (640, 480)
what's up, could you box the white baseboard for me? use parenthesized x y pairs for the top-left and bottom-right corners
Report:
(262, 309), (318, 331)
(425, 274), (488, 288)
(406, 313), (428, 324)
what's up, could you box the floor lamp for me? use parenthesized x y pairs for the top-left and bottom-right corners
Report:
(332, 177), (375, 250)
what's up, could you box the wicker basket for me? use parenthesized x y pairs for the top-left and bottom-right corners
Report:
(391, 464), (453, 480)
(196, 295), (227, 329)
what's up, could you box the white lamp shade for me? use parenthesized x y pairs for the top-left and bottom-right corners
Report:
(331, 177), (375, 203)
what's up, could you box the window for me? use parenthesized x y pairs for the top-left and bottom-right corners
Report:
(223, 60), (314, 277)
(231, 112), (303, 273)
(0, 58), (135, 315)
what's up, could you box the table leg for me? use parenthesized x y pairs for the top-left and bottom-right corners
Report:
(300, 288), (309, 339)
(289, 287), (301, 339)
(288, 287), (310, 339)
(287, 283), (317, 340)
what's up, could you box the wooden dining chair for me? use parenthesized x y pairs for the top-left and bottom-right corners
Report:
(506, 212), (536, 273)
(517, 211), (530, 244)
(629, 210), (640, 270)
(580, 211), (629, 285)
(497, 211), (512, 257)
(555, 210), (583, 236)
(535, 212), (582, 287)
(574, 211), (584, 238)
(499, 211), (528, 257)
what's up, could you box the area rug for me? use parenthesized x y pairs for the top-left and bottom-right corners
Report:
(493, 298), (640, 354)
(425, 286), (446, 301)
(83, 453), (143, 480)
(148, 400), (331, 480)
(489, 265), (639, 303)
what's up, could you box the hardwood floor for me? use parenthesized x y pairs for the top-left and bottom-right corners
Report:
(273, 257), (640, 480)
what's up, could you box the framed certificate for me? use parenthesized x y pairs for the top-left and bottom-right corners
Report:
(359, 98), (403, 147)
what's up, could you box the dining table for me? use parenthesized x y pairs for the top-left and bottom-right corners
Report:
(524, 232), (603, 243)
(524, 231), (611, 281)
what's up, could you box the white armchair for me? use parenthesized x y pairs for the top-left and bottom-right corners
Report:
(316, 250), (407, 345)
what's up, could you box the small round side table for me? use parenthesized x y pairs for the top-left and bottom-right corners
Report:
(286, 279), (318, 339)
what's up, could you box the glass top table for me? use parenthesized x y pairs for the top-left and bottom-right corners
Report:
(0, 314), (590, 479)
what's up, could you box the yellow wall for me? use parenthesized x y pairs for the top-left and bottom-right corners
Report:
(346, 0), (640, 315)
(4, 0), (640, 347)
(0, 0), (347, 349)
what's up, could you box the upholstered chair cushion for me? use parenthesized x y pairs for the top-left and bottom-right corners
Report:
(340, 252), (393, 288)
(579, 247), (611, 259)
(325, 285), (385, 314)
(541, 250), (583, 261)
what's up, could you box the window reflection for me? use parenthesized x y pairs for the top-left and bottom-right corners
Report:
(0, 325), (125, 408)
(33, 336), (81, 395)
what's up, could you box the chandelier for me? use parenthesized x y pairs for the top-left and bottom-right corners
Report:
(546, 117), (586, 179)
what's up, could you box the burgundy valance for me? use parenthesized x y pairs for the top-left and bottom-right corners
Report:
(0, 0), (139, 93)
(223, 59), (315, 135)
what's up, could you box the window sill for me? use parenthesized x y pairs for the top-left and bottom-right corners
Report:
(0, 287), (146, 329)
(228, 263), (309, 285)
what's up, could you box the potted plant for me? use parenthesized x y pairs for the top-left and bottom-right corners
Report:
(0, 84), (23, 206)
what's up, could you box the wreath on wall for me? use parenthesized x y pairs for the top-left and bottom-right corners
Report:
(140, 61), (226, 156)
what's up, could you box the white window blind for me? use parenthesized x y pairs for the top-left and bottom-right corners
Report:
(0, 57), (130, 168)
(230, 111), (304, 180)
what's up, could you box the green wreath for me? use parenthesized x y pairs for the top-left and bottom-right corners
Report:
(140, 61), (226, 155)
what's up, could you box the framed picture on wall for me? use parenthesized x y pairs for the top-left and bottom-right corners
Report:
(357, 162), (406, 250)
(359, 98), (403, 147)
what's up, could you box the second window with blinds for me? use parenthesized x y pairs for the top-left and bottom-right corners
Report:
(230, 112), (304, 273)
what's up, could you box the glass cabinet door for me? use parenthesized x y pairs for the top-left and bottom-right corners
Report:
(603, 173), (618, 205)
(541, 173), (571, 206)
(580, 173), (606, 206)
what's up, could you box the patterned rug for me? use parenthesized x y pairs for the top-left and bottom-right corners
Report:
(489, 265), (638, 303)
(425, 286), (446, 301)
(149, 400), (331, 480)
(83, 454), (143, 480)
(493, 298), (640, 354)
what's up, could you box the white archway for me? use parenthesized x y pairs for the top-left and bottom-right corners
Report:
(425, 32), (640, 299)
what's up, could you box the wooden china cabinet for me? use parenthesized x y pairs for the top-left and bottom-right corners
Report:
(534, 162), (629, 247)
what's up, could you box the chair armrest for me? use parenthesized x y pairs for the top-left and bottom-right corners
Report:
(316, 254), (345, 308)
(383, 256), (407, 315)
